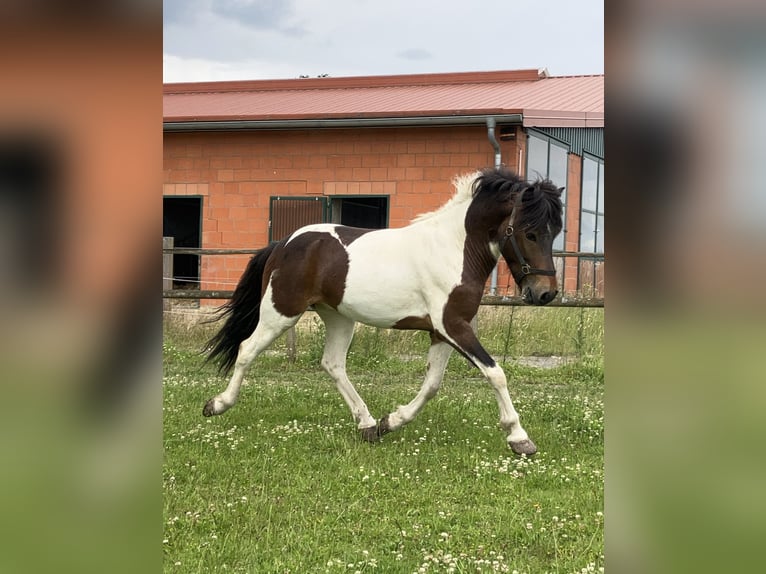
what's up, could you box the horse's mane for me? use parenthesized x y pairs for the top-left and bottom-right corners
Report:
(411, 168), (563, 232)
(517, 178), (563, 232)
(472, 167), (563, 232)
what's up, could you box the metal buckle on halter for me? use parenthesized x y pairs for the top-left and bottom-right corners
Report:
(504, 224), (514, 237)
(521, 263), (531, 275)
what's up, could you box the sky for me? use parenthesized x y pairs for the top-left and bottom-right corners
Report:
(163, 0), (603, 82)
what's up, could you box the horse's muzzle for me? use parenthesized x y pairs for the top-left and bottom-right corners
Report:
(523, 287), (558, 306)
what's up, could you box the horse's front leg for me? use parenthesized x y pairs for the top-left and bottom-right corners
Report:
(377, 337), (453, 436)
(446, 321), (537, 456)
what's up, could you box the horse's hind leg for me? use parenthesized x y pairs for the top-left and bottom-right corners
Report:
(203, 299), (300, 417)
(376, 337), (453, 436)
(314, 305), (377, 435)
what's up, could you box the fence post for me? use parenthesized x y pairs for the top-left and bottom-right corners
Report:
(286, 327), (297, 363)
(163, 236), (174, 310)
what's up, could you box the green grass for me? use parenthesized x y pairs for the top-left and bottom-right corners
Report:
(163, 307), (603, 573)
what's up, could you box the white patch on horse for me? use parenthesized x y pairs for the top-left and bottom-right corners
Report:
(338, 192), (470, 329)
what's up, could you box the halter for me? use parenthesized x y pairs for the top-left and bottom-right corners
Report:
(499, 188), (557, 286)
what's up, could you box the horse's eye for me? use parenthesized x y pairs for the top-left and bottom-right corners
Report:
(525, 232), (537, 242)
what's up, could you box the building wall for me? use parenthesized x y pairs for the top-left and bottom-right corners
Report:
(163, 124), (582, 299)
(563, 152), (583, 294)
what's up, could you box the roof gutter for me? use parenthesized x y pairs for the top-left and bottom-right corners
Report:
(163, 113), (524, 132)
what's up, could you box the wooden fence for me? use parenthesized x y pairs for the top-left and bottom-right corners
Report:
(162, 240), (604, 308)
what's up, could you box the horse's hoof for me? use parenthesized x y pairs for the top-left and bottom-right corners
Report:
(359, 416), (392, 443)
(509, 438), (537, 456)
(202, 399), (217, 417)
(377, 415), (391, 437)
(359, 425), (380, 443)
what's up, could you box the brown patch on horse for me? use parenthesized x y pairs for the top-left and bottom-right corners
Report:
(442, 283), (495, 368)
(334, 226), (375, 246)
(441, 178), (513, 368)
(393, 315), (434, 331)
(266, 232), (350, 316)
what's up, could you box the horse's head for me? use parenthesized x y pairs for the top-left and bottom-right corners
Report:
(470, 168), (563, 305)
(497, 178), (563, 306)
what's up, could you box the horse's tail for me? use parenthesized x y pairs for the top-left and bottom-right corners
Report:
(204, 242), (279, 375)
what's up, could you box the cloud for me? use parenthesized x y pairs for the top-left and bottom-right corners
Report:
(397, 48), (433, 61)
(163, 0), (604, 81)
(211, 0), (297, 30)
(163, 53), (303, 82)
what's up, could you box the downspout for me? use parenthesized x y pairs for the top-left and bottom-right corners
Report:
(486, 117), (501, 295)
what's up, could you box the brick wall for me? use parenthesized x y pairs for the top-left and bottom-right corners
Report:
(163, 124), (584, 300)
(564, 152), (583, 294)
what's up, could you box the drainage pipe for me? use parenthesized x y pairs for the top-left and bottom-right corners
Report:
(486, 117), (501, 295)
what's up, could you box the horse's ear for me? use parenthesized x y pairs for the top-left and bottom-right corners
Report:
(557, 186), (565, 196)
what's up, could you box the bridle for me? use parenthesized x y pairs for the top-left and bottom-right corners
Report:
(498, 188), (556, 286)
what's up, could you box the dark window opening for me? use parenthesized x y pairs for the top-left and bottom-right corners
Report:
(163, 196), (201, 288)
(331, 196), (388, 228)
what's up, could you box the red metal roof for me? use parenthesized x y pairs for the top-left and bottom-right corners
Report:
(163, 69), (603, 128)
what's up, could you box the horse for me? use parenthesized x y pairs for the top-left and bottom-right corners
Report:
(203, 167), (563, 455)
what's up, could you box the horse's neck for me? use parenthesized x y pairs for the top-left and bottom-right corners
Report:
(410, 201), (499, 283)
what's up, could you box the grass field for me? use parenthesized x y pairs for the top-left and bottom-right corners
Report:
(163, 307), (603, 573)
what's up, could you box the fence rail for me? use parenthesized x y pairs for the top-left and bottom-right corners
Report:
(162, 242), (604, 308)
(162, 247), (605, 258)
(162, 290), (603, 307)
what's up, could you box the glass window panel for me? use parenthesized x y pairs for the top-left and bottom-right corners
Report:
(582, 157), (598, 212)
(597, 163), (604, 214)
(548, 144), (568, 186)
(548, 143), (568, 204)
(596, 215), (604, 253)
(527, 135), (548, 180)
(580, 211), (596, 252)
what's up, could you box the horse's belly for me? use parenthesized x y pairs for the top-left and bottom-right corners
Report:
(337, 287), (426, 328)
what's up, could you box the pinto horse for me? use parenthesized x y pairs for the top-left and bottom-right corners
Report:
(203, 167), (563, 455)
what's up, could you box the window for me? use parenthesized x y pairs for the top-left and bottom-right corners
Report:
(269, 196), (388, 242)
(330, 196), (388, 228)
(526, 131), (569, 251)
(580, 154), (604, 253)
(579, 154), (604, 297)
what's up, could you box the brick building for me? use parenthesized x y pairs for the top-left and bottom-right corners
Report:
(163, 69), (603, 299)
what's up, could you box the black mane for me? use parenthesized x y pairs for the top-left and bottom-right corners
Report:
(472, 167), (563, 232)
(519, 178), (563, 232)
